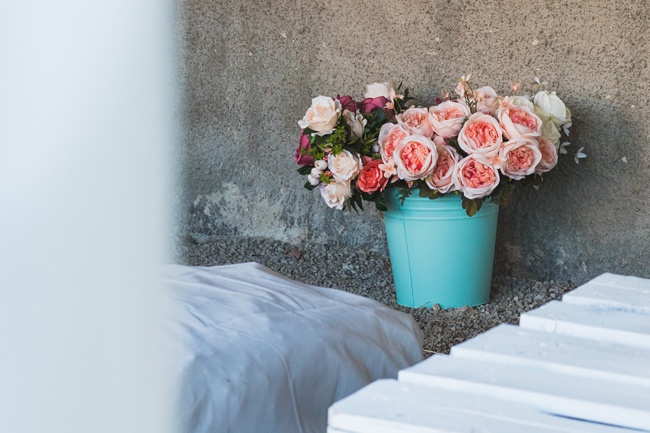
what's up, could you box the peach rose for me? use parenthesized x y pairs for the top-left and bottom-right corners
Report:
(498, 137), (542, 180)
(474, 86), (500, 115)
(497, 98), (543, 139)
(378, 123), (409, 162)
(535, 136), (558, 174)
(428, 100), (470, 138)
(356, 157), (388, 193)
(319, 179), (351, 210)
(425, 138), (460, 193)
(393, 135), (438, 181)
(298, 96), (342, 135)
(457, 112), (503, 156)
(453, 154), (500, 199)
(396, 107), (434, 137)
(327, 150), (362, 181)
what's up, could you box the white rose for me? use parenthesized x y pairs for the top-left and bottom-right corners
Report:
(364, 82), (401, 100)
(319, 179), (351, 210)
(342, 110), (367, 141)
(533, 91), (571, 129)
(298, 96), (342, 136)
(327, 150), (361, 181)
(540, 116), (561, 147)
(509, 95), (534, 111)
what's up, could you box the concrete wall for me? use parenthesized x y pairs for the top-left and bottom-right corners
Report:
(175, 0), (650, 283)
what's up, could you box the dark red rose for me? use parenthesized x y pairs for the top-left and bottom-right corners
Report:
(337, 95), (358, 113)
(360, 96), (390, 113)
(294, 132), (314, 166)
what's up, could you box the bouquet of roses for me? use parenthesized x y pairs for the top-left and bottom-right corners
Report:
(294, 76), (584, 216)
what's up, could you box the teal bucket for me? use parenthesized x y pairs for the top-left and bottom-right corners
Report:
(382, 189), (499, 309)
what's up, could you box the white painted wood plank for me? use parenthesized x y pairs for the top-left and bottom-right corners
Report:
(329, 379), (636, 433)
(563, 274), (650, 314)
(449, 323), (650, 386)
(520, 300), (650, 348)
(398, 355), (650, 431)
(588, 273), (650, 294)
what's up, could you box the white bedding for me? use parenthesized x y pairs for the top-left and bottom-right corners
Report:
(164, 262), (423, 433)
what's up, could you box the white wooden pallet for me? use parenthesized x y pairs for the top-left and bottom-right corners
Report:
(328, 273), (650, 432)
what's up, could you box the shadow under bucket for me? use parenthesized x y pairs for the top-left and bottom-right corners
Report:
(382, 189), (499, 309)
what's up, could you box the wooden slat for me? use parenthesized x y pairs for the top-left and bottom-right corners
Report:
(586, 273), (650, 293)
(328, 379), (637, 433)
(449, 323), (650, 386)
(520, 300), (650, 348)
(398, 355), (650, 431)
(563, 273), (650, 314)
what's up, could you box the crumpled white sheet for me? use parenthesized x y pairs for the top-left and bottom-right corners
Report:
(164, 262), (423, 433)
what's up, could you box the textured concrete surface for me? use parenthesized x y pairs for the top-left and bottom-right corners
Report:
(174, 0), (650, 283)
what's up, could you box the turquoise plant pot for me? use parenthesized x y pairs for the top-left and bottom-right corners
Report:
(382, 189), (499, 309)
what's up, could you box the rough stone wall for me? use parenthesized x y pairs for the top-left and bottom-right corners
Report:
(175, 0), (650, 283)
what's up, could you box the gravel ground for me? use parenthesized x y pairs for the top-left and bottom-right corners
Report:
(176, 236), (576, 357)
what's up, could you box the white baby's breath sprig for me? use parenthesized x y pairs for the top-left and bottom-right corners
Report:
(574, 147), (587, 164)
(533, 76), (548, 86)
(559, 142), (570, 155)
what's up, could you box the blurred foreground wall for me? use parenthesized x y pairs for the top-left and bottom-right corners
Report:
(174, 0), (650, 282)
(1, 1), (175, 432)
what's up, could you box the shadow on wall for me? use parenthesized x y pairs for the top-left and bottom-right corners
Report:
(494, 96), (650, 283)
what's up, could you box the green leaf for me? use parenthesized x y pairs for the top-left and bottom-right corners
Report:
(297, 166), (312, 175)
(418, 188), (429, 198)
(354, 192), (364, 211)
(397, 187), (412, 205)
(462, 197), (483, 217)
(374, 194), (388, 212)
(304, 182), (316, 191)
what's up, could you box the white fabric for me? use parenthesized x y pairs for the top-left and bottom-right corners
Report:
(164, 262), (423, 433)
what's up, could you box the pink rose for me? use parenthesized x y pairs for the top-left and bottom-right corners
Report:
(294, 132), (314, 166)
(396, 107), (434, 137)
(393, 135), (438, 181)
(356, 157), (389, 193)
(453, 154), (500, 199)
(378, 123), (409, 162)
(425, 138), (460, 193)
(473, 86), (500, 115)
(498, 137), (542, 180)
(428, 100), (470, 138)
(457, 112), (503, 155)
(337, 94), (358, 113)
(360, 96), (390, 113)
(535, 136), (558, 174)
(497, 98), (543, 139)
